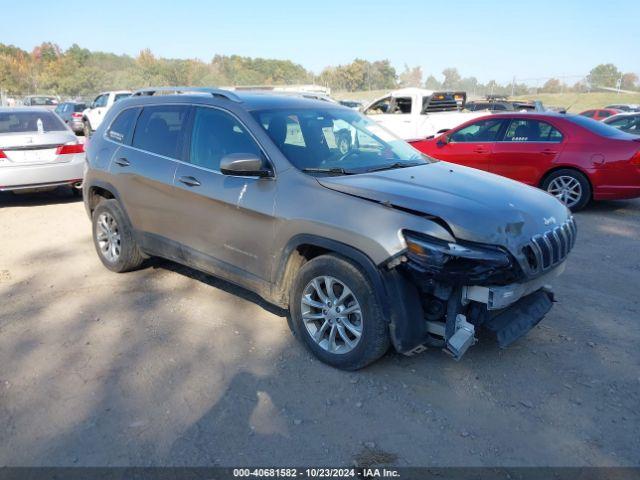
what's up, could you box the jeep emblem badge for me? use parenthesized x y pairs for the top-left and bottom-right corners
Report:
(543, 216), (556, 226)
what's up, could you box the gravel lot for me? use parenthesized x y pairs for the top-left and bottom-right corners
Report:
(0, 189), (639, 467)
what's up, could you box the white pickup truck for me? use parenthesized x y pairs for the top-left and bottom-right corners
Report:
(362, 87), (486, 142)
(82, 90), (131, 136)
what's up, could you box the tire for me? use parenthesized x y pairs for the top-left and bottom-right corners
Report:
(83, 120), (92, 138)
(542, 168), (591, 211)
(289, 254), (390, 370)
(92, 199), (144, 273)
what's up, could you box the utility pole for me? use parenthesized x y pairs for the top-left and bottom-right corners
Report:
(511, 76), (515, 97)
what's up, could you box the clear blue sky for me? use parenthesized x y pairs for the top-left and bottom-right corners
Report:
(3, 0), (639, 83)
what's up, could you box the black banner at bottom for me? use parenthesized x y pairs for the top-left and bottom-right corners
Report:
(1, 467), (639, 480)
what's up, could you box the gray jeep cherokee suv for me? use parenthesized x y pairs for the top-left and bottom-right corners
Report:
(84, 87), (576, 370)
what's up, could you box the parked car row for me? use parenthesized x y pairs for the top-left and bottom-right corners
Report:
(578, 104), (640, 135)
(4, 85), (639, 371)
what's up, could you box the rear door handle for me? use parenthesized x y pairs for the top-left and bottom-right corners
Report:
(114, 157), (130, 167)
(178, 175), (201, 187)
(541, 149), (558, 155)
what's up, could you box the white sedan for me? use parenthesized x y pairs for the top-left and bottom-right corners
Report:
(0, 108), (85, 194)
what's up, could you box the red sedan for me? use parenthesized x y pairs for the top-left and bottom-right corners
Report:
(410, 113), (640, 210)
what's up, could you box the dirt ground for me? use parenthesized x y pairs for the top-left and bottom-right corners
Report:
(0, 189), (638, 468)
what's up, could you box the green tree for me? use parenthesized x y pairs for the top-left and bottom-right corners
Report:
(541, 78), (562, 93)
(424, 74), (441, 90)
(587, 63), (621, 88)
(441, 68), (461, 89)
(398, 64), (423, 87)
(621, 72), (638, 91)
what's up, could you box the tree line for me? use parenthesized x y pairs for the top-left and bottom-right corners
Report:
(0, 42), (637, 97)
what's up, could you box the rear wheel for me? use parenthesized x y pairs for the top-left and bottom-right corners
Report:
(542, 169), (591, 211)
(290, 254), (390, 370)
(92, 199), (144, 272)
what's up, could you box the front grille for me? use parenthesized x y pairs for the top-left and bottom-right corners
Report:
(521, 217), (577, 275)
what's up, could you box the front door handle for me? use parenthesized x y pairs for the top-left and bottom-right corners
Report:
(114, 157), (130, 167)
(178, 175), (201, 187)
(473, 147), (489, 154)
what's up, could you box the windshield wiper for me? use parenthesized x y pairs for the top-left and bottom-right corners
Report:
(301, 167), (356, 175)
(364, 161), (424, 173)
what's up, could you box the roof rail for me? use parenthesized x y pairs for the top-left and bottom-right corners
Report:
(131, 86), (242, 103)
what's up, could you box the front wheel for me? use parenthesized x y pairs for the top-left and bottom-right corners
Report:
(542, 169), (591, 211)
(289, 254), (390, 370)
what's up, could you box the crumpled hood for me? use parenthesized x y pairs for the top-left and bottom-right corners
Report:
(317, 161), (570, 253)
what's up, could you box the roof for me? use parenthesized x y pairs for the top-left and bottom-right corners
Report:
(236, 91), (342, 110)
(606, 111), (640, 118)
(387, 87), (436, 97)
(120, 89), (349, 111)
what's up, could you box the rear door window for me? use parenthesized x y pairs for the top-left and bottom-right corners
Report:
(132, 105), (190, 159)
(391, 97), (412, 114)
(189, 107), (263, 171)
(503, 119), (563, 142)
(450, 119), (505, 142)
(107, 108), (140, 144)
(114, 93), (130, 103)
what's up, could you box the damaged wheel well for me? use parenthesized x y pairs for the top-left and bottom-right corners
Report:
(272, 236), (388, 310)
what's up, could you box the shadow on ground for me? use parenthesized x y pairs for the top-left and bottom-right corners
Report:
(0, 195), (638, 467)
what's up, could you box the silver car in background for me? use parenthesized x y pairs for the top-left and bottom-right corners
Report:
(0, 108), (85, 194)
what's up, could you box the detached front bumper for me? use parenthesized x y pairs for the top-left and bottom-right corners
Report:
(463, 262), (564, 310)
(384, 262), (566, 359)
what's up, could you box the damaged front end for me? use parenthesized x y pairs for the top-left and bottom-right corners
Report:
(384, 218), (576, 360)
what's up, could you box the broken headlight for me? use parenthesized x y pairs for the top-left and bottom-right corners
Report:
(402, 231), (516, 284)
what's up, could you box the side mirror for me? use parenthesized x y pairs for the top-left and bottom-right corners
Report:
(220, 153), (271, 177)
(436, 135), (450, 147)
(90, 102), (96, 109)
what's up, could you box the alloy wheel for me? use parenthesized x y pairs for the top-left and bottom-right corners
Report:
(96, 212), (121, 262)
(301, 275), (363, 354)
(547, 175), (582, 208)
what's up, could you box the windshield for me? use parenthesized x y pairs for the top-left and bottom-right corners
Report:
(566, 115), (631, 138)
(0, 111), (67, 134)
(252, 108), (431, 174)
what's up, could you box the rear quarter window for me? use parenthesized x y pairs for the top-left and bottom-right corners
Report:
(107, 108), (140, 144)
